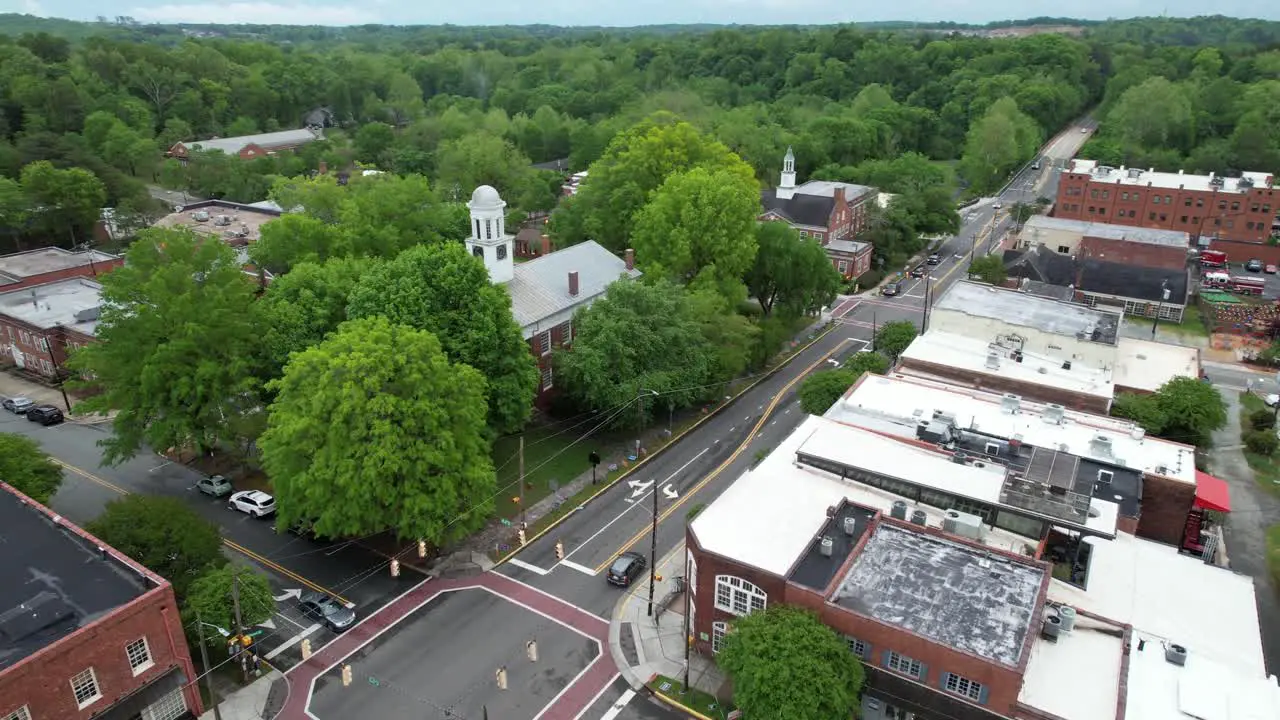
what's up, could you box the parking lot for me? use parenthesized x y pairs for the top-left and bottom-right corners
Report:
(1222, 262), (1280, 299)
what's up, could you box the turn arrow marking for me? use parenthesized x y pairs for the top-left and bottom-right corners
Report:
(273, 588), (303, 602)
(628, 478), (654, 498)
(662, 484), (678, 500)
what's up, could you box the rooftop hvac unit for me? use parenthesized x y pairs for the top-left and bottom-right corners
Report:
(942, 510), (984, 540)
(951, 451), (968, 464)
(909, 510), (928, 526)
(985, 351), (1000, 370)
(819, 536), (834, 557)
(213, 215), (232, 226)
(1042, 614), (1062, 641)
(1090, 434), (1114, 457)
(932, 410), (958, 427)
(842, 516), (858, 536)
(192, 211), (210, 222)
(1165, 643), (1188, 666)
(890, 501), (908, 521)
(1058, 606), (1077, 632)
(1043, 404), (1065, 425)
(1001, 393), (1021, 414)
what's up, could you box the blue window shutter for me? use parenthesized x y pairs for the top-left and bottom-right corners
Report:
(978, 684), (990, 705)
(918, 663), (929, 681)
(880, 649), (891, 668)
(939, 671), (951, 690)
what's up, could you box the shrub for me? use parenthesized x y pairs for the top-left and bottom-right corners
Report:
(1250, 408), (1276, 431)
(1244, 429), (1279, 456)
(855, 269), (885, 290)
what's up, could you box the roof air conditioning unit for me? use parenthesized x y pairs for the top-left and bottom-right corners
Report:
(1042, 614), (1062, 641)
(1058, 606), (1077, 632)
(985, 351), (1000, 370)
(890, 501), (908, 521)
(1165, 643), (1188, 666)
(1090, 434), (1114, 457)
(944, 510), (985, 540)
(842, 516), (858, 536)
(1001, 393), (1021, 414)
(819, 536), (834, 557)
(1043, 404), (1065, 425)
(952, 451), (968, 464)
(909, 510), (928, 526)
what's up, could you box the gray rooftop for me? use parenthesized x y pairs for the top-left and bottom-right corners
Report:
(794, 180), (876, 201)
(0, 248), (118, 285)
(935, 281), (1120, 346)
(833, 522), (1045, 666)
(826, 238), (870, 254)
(1022, 215), (1190, 248)
(0, 484), (152, 670)
(0, 278), (104, 335)
(506, 241), (640, 332)
(187, 128), (320, 155)
(788, 503), (876, 592)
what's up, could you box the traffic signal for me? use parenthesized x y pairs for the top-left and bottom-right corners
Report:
(518, 528), (527, 545)
(390, 559), (400, 577)
(341, 664), (353, 687)
(526, 639), (538, 662)
(417, 540), (427, 558)
(554, 541), (565, 560)
(495, 666), (508, 690)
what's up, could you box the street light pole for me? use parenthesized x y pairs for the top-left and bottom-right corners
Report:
(1152, 280), (1170, 339)
(195, 614), (224, 720)
(648, 463), (658, 617)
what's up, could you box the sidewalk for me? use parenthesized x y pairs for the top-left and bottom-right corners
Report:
(0, 368), (112, 423)
(609, 541), (728, 698)
(201, 671), (283, 720)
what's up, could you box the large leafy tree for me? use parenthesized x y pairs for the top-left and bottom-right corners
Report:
(254, 257), (375, 380)
(630, 165), (761, 291)
(718, 605), (865, 720)
(259, 317), (496, 543)
(959, 98), (1042, 194)
(0, 434), (63, 504)
(1113, 377), (1227, 447)
(874, 320), (918, 360)
(746, 222), (842, 317)
(555, 278), (717, 424)
(799, 369), (857, 415)
(250, 215), (349, 275)
(70, 228), (262, 464)
(346, 243), (538, 435)
(19, 160), (106, 245)
(968, 254), (1008, 286)
(844, 351), (891, 378)
(1108, 77), (1196, 154)
(86, 495), (227, 601)
(184, 565), (276, 641)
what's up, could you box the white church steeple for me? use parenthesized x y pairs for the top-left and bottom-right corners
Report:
(466, 185), (514, 284)
(778, 147), (797, 200)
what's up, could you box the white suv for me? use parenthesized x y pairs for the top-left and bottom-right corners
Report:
(228, 490), (276, 518)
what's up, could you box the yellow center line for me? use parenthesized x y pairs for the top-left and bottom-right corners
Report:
(53, 458), (350, 605)
(593, 338), (858, 573)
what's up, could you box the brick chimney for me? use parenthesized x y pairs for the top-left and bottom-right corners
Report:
(318, 160), (328, 175)
(541, 234), (552, 256)
(568, 271), (579, 297)
(625, 248), (635, 270)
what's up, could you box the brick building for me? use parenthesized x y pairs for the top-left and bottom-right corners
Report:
(1002, 246), (1191, 323)
(0, 481), (202, 720)
(1053, 160), (1277, 244)
(760, 148), (875, 280)
(0, 248), (122, 292)
(463, 185), (641, 404)
(0, 277), (103, 379)
(685, 410), (1270, 720)
(1017, 216), (1190, 271)
(168, 128), (321, 161)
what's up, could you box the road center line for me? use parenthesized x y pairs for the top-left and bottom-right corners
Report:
(264, 622), (322, 661)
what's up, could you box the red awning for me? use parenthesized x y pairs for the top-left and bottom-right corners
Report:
(1194, 470), (1232, 513)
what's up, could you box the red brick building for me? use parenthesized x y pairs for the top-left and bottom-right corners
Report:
(168, 128), (321, 161)
(0, 248), (121, 292)
(1053, 160), (1278, 243)
(760, 148), (875, 280)
(0, 481), (203, 720)
(0, 277), (103, 379)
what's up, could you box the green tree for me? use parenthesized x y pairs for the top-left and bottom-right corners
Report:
(1245, 429), (1279, 456)
(1110, 393), (1167, 435)
(687, 288), (760, 382)
(1108, 77), (1195, 153)
(968, 254), (1008, 286)
(0, 434), (63, 504)
(346, 243), (538, 434)
(718, 605), (865, 720)
(259, 317), (495, 543)
(1150, 377), (1228, 447)
(70, 228), (262, 464)
(19, 160), (107, 245)
(354, 122), (396, 167)
(0, 177), (30, 249)
(555, 278), (716, 423)
(799, 369), (856, 415)
(844, 351), (891, 378)
(434, 132), (542, 209)
(255, 257), (375, 380)
(251, 214), (350, 276)
(746, 222), (841, 317)
(959, 98), (1042, 195)
(874, 320), (918, 360)
(86, 495), (226, 600)
(184, 565), (276, 642)
(631, 166), (760, 291)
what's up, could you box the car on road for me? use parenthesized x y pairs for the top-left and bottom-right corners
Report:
(1080, 127), (1089, 133)
(1266, 394), (1279, 408)
(926, 254), (941, 265)
(909, 265), (926, 278)
(297, 591), (356, 632)
(1032, 160), (1041, 170)
(25, 405), (63, 426)
(993, 202), (1003, 210)
(196, 475), (233, 498)
(1246, 259), (1264, 272)
(881, 281), (901, 297)
(2, 396), (34, 413)
(1267, 265), (1277, 275)
(228, 490), (276, 517)
(607, 551), (648, 587)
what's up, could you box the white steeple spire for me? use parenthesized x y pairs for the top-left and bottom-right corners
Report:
(465, 185), (514, 284)
(778, 146), (797, 199)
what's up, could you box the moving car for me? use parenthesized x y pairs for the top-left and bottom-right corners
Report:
(926, 254), (941, 265)
(1266, 394), (1279, 409)
(881, 282), (902, 297)
(1080, 127), (1089, 133)
(25, 405), (63, 426)
(196, 475), (233, 498)
(909, 266), (926, 278)
(228, 490), (276, 517)
(1266, 265), (1277, 275)
(1246, 258), (1264, 272)
(2, 396), (34, 413)
(1032, 160), (1041, 170)
(607, 551), (648, 587)
(297, 591), (356, 632)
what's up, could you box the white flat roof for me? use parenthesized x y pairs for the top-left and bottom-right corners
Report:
(1048, 532), (1266, 678)
(0, 277), (103, 334)
(1113, 337), (1200, 393)
(829, 374), (1197, 484)
(1023, 215), (1191, 248)
(1018, 614), (1126, 720)
(1126, 630), (1280, 720)
(934, 281), (1122, 346)
(1070, 159), (1274, 195)
(900, 331), (1115, 400)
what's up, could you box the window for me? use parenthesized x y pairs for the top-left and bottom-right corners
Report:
(1159, 214), (1167, 222)
(1152, 195), (1161, 204)
(845, 636), (870, 659)
(1090, 189), (1098, 199)
(37, 337), (47, 352)
(541, 366), (553, 391)
(2, 707), (31, 720)
(472, 246), (484, 259)
(539, 330), (552, 355)
(837, 260), (849, 274)
(1184, 198), (1192, 207)
(1149, 212), (1157, 221)
(1097, 470), (1114, 484)
(1121, 192), (1129, 200)
(1057, 245), (1071, 254)
(70, 668), (101, 708)
(496, 244), (507, 260)
(484, 219), (492, 239)
(1181, 216), (1188, 224)
(557, 320), (572, 347)
(126, 637), (153, 674)
(1165, 195), (1172, 204)
(945, 672), (985, 702)
(984, 442), (1000, 456)
(712, 621), (728, 653)
(714, 575), (766, 616)
(886, 651), (923, 679)
(1101, 190), (1109, 199)
(1232, 202), (1240, 211)
(798, 230), (807, 238)
(142, 689), (188, 720)
(1219, 200), (1227, 210)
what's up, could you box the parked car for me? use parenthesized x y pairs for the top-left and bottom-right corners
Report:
(297, 591), (356, 632)
(196, 475), (233, 498)
(25, 405), (63, 426)
(1246, 258), (1264, 272)
(1031, 160), (1041, 170)
(1266, 394), (1279, 408)
(1266, 265), (1277, 275)
(2, 396), (34, 413)
(607, 552), (648, 588)
(993, 202), (1003, 210)
(909, 266), (926, 278)
(926, 254), (941, 265)
(881, 282), (902, 297)
(227, 490), (276, 517)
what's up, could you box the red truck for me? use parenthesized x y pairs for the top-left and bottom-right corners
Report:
(1231, 276), (1266, 295)
(1200, 249), (1228, 268)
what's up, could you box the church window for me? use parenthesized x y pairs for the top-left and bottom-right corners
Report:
(485, 219), (493, 239)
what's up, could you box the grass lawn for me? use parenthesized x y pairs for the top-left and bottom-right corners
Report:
(648, 674), (733, 719)
(1238, 392), (1280, 494)
(491, 422), (599, 523)
(1268, 524), (1280, 590)
(1126, 304), (1209, 339)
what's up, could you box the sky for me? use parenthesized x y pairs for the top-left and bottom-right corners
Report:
(2, 0), (1278, 27)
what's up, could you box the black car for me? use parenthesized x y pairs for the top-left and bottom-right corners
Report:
(25, 405), (63, 426)
(297, 591), (356, 632)
(926, 254), (942, 265)
(1247, 258), (1264, 272)
(607, 551), (648, 587)
(909, 266), (926, 278)
(881, 282), (901, 297)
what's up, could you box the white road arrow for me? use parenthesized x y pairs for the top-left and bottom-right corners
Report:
(628, 478), (654, 498)
(662, 484), (678, 500)
(273, 588), (303, 602)
(258, 618), (276, 630)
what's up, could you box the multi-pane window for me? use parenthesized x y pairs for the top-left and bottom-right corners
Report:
(70, 668), (101, 708)
(541, 366), (553, 391)
(886, 651), (923, 679)
(713, 575), (766, 616)
(2, 707), (32, 720)
(142, 689), (188, 720)
(712, 621), (728, 653)
(945, 673), (984, 701)
(557, 321), (572, 347)
(539, 330), (552, 355)
(126, 637), (153, 674)
(845, 636), (869, 659)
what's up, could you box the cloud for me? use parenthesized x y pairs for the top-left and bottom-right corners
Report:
(130, 2), (381, 25)
(22, 0), (44, 15)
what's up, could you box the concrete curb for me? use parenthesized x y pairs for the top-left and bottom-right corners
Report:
(492, 321), (839, 567)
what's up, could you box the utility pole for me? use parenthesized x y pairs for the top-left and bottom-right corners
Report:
(647, 466), (658, 617)
(41, 334), (72, 412)
(231, 573), (248, 683)
(195, 613), (224, 720)
(518, 435), (526, 526)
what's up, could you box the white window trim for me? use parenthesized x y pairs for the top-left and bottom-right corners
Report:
(687, 551), (697, 596)
(711, 621), (728, 653)
(70, 667), (102, 709)
(541, 366), (553, 391)
(539, 330), (552, 356)
(2, 706), (32, 720)
(946, 672), (984, 701)
(126, 636), (154, 675)
(142, 688), (188, 720)
(837, 260), (848, 273)
(845, 635), (869, 659)
(1098, 470), (1114, 484)
(713, 575), (766, 617)
(887, 651), (923, 679)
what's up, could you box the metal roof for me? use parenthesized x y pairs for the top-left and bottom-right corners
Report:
(187, 128), (320, 155)
(505, 241), (640, 331)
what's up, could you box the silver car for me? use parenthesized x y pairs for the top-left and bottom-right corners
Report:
(298, 591), (356, 632)
(2, 396), (34, 414)
(196, 475), (233, 498)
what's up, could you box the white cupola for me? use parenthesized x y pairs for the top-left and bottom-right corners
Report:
(778, 146), (797, 199)
(465, 184), (514, 284)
